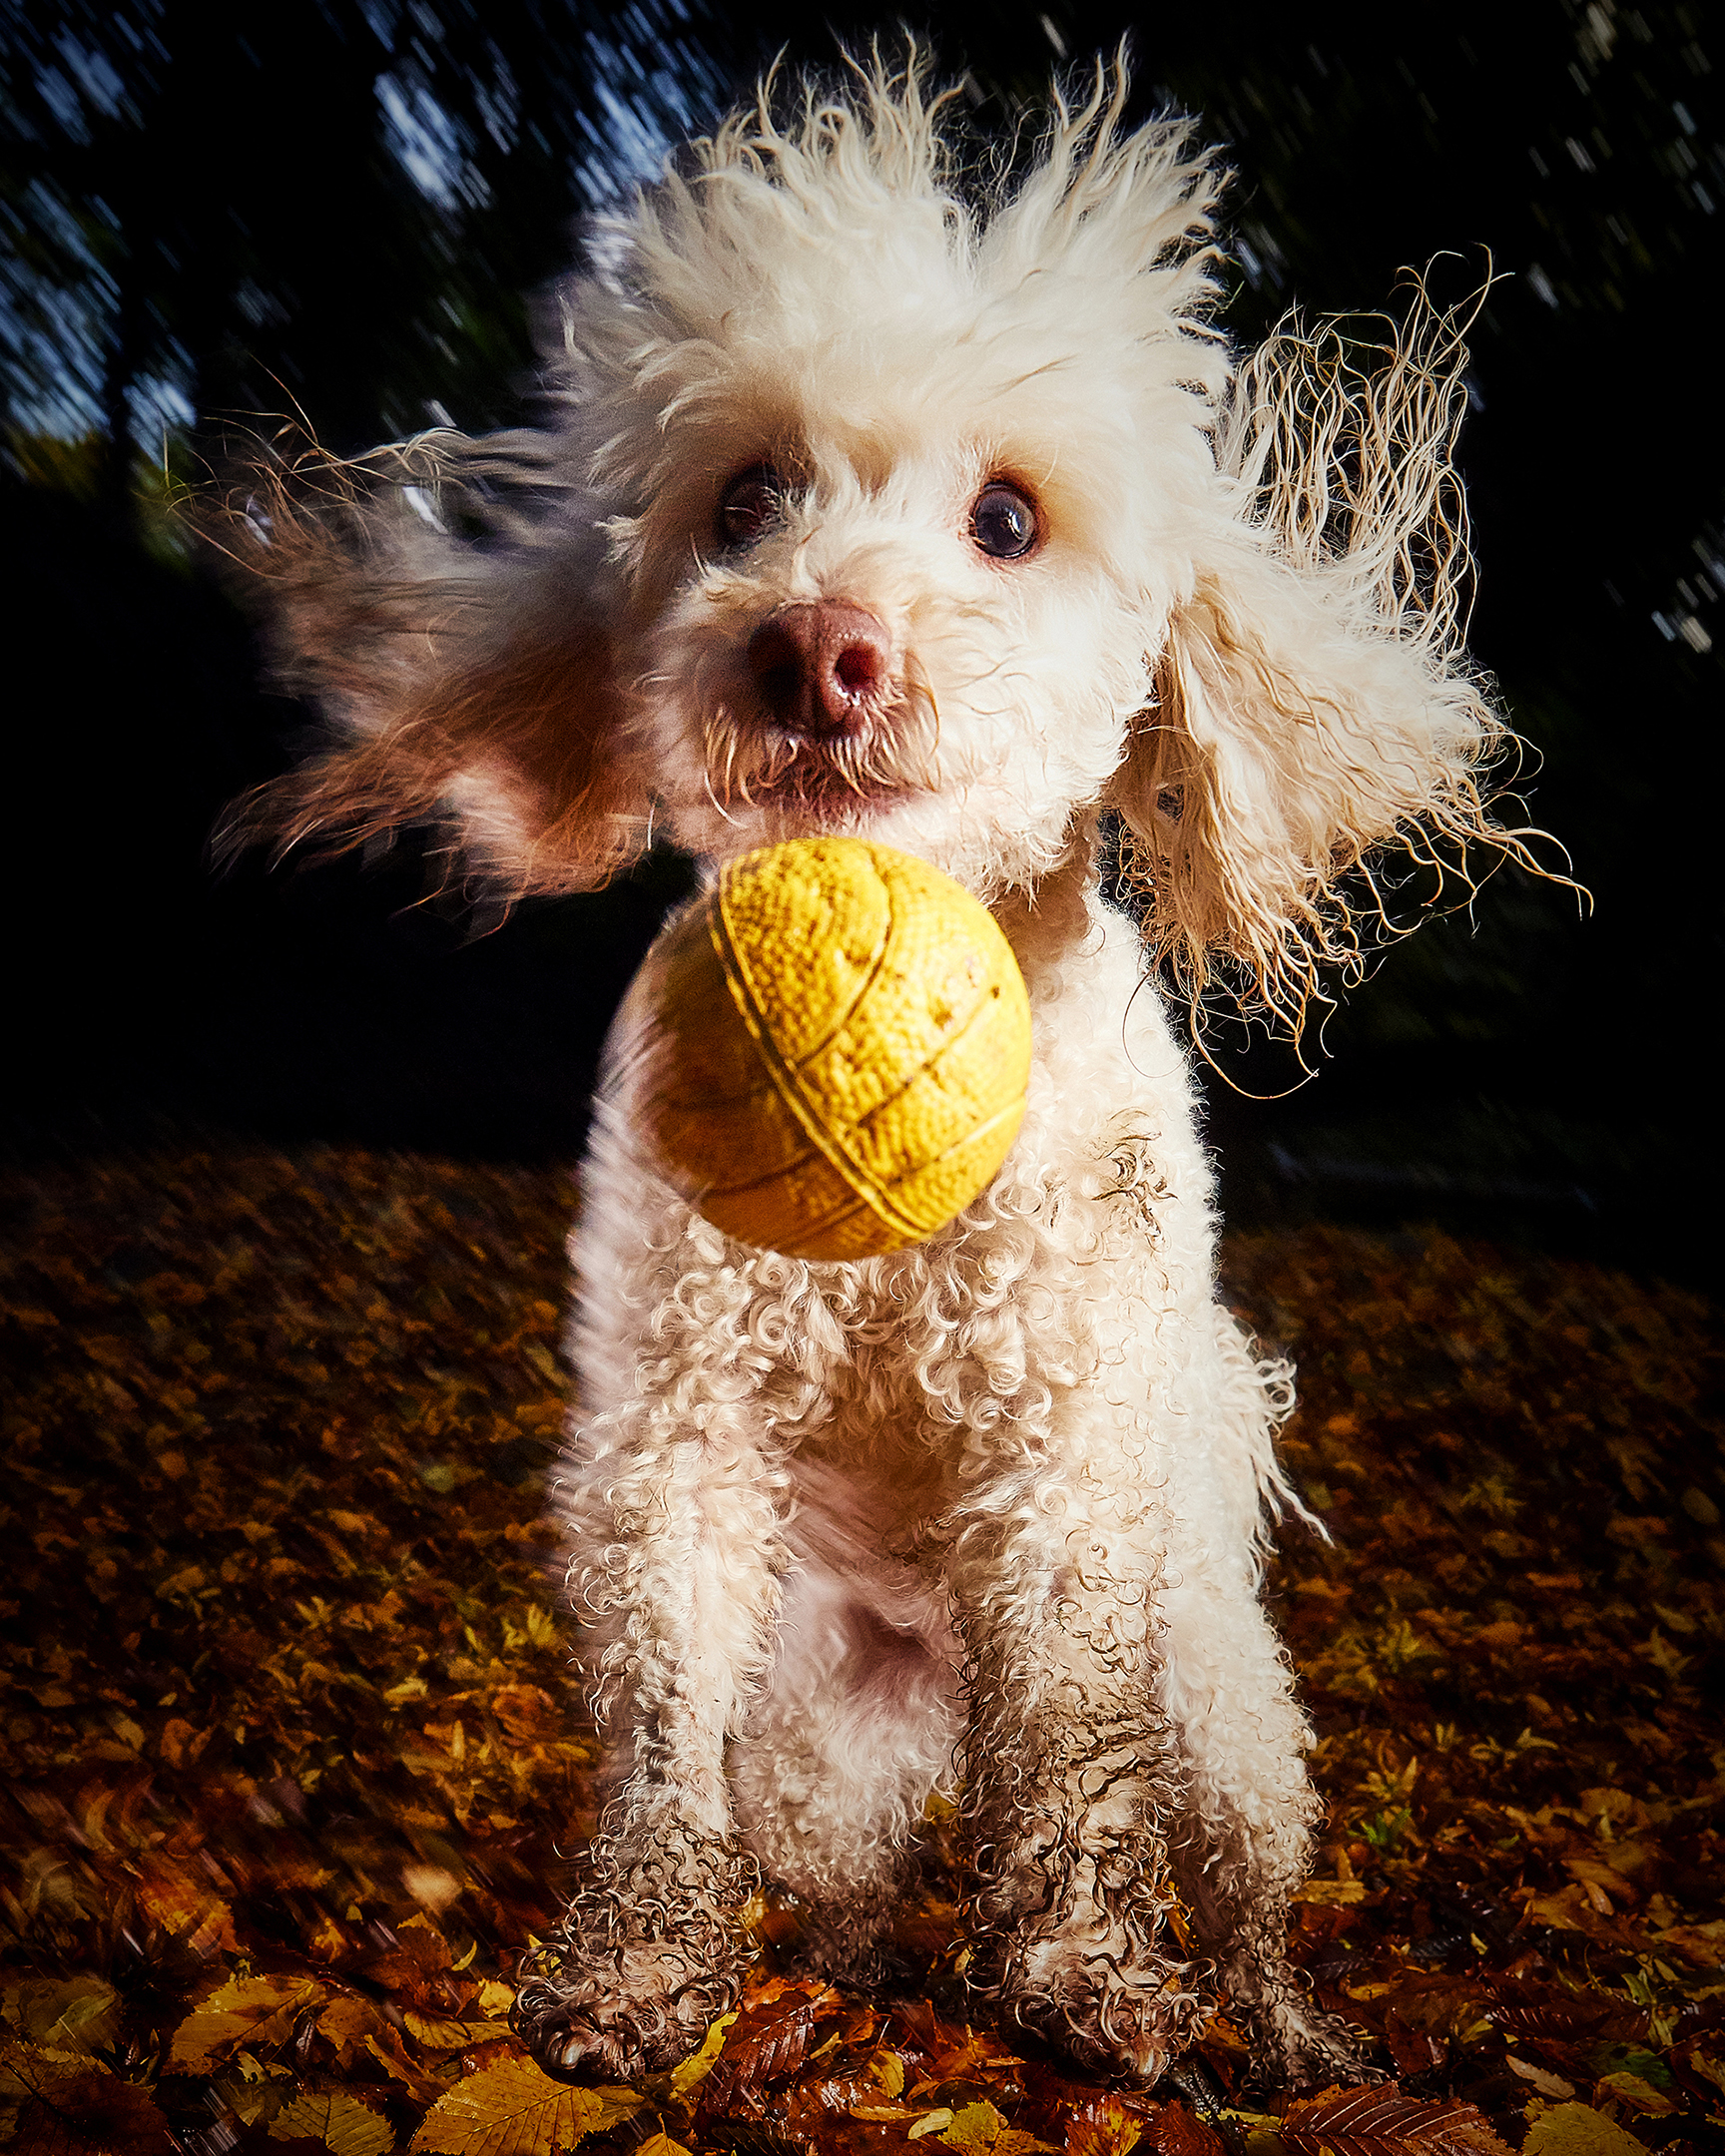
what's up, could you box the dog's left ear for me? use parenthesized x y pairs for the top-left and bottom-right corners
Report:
(1108, 292), (1527, 1031)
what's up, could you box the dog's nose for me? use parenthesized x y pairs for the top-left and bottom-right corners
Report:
(747, 602), (889, 736)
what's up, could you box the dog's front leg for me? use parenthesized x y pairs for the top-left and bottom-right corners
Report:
(513, 1383), (785, 2083)
(951, 1466), (1207, 2084)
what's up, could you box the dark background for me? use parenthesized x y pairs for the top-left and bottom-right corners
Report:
(3, 0), (1721, 1287)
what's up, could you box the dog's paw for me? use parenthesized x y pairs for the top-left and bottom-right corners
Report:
(989, 1928), (1210, 2084)
(512, 1937), (744, 2084)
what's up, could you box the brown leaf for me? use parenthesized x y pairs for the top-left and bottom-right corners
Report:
(7, 2069), (177, 2155)
(315, 1995), (386, 2069)
(1066, 2097), (1144, 2156)
(0, 1980), (120, 2057)
(1483, 1987), (1647, 2046)
(1279, 2083), (1513, 2155)
(697, 1987), (836, 2117)
(1142, 2105), (1224, 2156)
(136, 1854), (240, 1953)
(1655, 1918), (1725, 1967)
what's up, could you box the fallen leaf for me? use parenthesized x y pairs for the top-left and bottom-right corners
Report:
(1503, 2055), (1574, 2099)
(1279, 2082), (1512, 2153)
(697, 1987), (834, 2116)
(402, 2010), (513, 2050)
(269, 2088), (396, 2153)
(1520, 2104), (1651, 2155)
(669, 2011), (738, 2101)
(170, 1976), (327, 2072)
(410, 2056), (639, 2153)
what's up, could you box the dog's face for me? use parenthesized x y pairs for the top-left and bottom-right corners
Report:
(243, 65), (1512, 1034)
(557, 84), (1229, 895)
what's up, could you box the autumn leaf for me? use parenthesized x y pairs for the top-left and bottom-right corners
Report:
(269, 2088), (397, 2154)
(170, 1976), (328, 2072)
(1066, 2097), (1143, 2156)
(403, 2010), (514, 2050)
(1519, 2105), (1652, 2155)
(668, 2012), (738, 2102)
(2, 2061), (178, 2154)
(1502, 2055), (1575, 2100)
(1278, 2084), (1513, 2155)
(920, 2098), (1057, 2156)
(410, 2057), (640, 2153)
(696, 1986), (837, 2117)
(1142, 2106), (1224, 2156)
(0, 1978), (121, 2057)
(315, 1995), (386, 2067)
(944, 2102), (1009, 2150)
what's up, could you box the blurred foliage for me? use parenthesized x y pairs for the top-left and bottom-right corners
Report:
(2, 1144), (1722, 2150)
(0, 0), (730, 503)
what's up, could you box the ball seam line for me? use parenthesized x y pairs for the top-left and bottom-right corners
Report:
(719, 841), (896, 1074)
(706, 878), (927, 1246)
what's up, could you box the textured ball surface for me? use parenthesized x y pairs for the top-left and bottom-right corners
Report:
(626, 837), (1032, 1261)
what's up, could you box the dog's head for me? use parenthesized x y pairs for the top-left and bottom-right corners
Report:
(560, 62), (1227, 904)
(228, 53), (1525, 1031)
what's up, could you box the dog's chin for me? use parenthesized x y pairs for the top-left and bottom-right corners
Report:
(701, 716), (934, 845)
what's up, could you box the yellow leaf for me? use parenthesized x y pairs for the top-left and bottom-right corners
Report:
(410, 2057), (639, 2154)
(667, 2010), (737, 2100)
(636, 2133), (694, 2156)
(475, 1981), (516, 2019)
(2, 1977), (120, 2055)
(943, 2103), (1006, 2150)
(317, 1997), (383, 2057)
(1594, 2073), (1676, 2117)
(866, 2050), (906, 2098)
(402, 2011), (513, 2051)
(908, 2110), (956, 2140)
(170, 1977), (325, 2072)
(1292, 1879), (1368, 1904)
(269, 2089), (395, 2154)
(1521, 2103), (1651, 2156)
(0, 2040), (106, 2100)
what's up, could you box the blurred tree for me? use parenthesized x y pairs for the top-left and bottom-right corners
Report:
(0, 0), (729, 523)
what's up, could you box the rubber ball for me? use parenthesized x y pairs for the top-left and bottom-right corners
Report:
(615, 836), (1033, 1261)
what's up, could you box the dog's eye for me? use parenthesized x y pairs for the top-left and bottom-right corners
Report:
(718, 464), (788, 550)
(970, 480), (1038, 561)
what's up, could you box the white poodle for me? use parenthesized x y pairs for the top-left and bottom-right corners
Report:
(227, 55), (1529, 2092)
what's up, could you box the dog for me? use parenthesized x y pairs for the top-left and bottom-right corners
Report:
(222, 53), (1533, 2091)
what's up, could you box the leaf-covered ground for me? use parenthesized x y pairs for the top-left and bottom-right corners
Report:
(2, 1145), (1721, 2156)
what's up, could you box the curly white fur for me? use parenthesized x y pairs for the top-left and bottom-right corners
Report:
(219, 50), (1531, 2091)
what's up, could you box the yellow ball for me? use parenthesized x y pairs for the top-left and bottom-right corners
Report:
(622, 837), (1032, 1261)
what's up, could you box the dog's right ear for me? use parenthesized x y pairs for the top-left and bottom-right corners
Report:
(205, 432), (651, 898)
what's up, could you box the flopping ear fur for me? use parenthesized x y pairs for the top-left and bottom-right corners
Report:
(1110, 282), (1541, 1035)
(207, 429), (650, 897)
